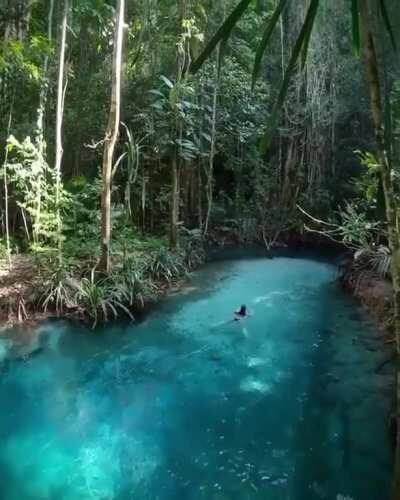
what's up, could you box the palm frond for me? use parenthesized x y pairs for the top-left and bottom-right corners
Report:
(260, 0), (320, 154)
(190, 0), (252, 73)
(378, 0), (397, 50)
(252, 0), (288, 87)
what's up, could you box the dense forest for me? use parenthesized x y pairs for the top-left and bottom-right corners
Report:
(2, 2), (400, 498)
(0, 0), (400, 335)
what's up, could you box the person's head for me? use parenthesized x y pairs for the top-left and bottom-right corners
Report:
(239, 304), (247, 315)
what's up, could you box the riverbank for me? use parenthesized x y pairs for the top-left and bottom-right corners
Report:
(0, 231), (206, 329)
(339, 256), (394, 335)
(0, 229), (335, 329)
(0, 233), (394, 336)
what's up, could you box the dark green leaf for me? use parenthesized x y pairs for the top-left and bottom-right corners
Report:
(252, 0), (288, 88)
(378, 0), (397, 51)
(190, 0), (252, 73)
(260, 0), (320, 154)
(351, 0), (361, 57)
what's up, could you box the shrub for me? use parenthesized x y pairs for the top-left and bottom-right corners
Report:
(74, 270), (134, 328)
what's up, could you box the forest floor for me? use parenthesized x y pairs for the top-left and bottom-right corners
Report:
(0, 255), (41, 326)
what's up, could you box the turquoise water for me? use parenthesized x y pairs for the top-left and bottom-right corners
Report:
(0, 256), (394, 500)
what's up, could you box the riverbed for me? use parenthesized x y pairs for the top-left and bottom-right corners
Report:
(0, 256), (394, 499)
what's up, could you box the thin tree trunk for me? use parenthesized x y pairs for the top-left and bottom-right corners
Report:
(34, 0), (54, 245)
(169, 0), (188, 249)
(141, 175), (147, 232)
(170, 152), (179, 249)
(99, 0), (125, 272)
(197, 161), (203, 229)
(54, 0), (68, 262)
(203, 55), (219, 237)
(2, 101), (14, 268)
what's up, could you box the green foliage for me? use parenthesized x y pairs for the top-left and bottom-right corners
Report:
(339, 203), (382, 249)
(252, 0), (288, 86)
(1, 0), (400, 326)
(110, 254), (159, 307)
(35, 227), (202, 326)
(145, 247), (187, 284)
(190, 0), (253, 73)
(181, 228), (206, 269)
(74, 270), (134, 328)
(3, 135), (66, 247)
(150, 76), (201, 161)
(0, 39), (46, 82)
(370, 245), (391, 277)
(40, 266), (78, 315)
(0, 239), (9, 259)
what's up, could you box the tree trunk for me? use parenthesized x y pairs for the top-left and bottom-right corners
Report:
(359, 1), (400, 356)
(34, 0), (54, 245)
(170, 152), (179, 249)
(197, 162), (203, 229)
(141, 175), (147, 232)
(2, 102), (14, 268)
(54, 0), (68, 261)
(99, 0), (125, 272)
(203, 59), (219, 237)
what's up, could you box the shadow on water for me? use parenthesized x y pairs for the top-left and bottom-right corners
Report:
(291, 283), (393, 500)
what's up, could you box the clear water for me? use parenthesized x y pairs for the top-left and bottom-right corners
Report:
(0, 256), (394, 500)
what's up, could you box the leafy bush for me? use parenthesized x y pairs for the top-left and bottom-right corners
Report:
(145, 247), (187, 283)
(354, 245), (391, 278)
(0, 239), (9, 260)
(111, 258), (158, 308)
(181, 228), (205, 269)
(74, 270), (133, 328)
(40, 266), (78, 315)
(339, 203), (382, 249)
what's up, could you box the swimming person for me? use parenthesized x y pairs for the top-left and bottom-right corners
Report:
(234, 304), (250, 321)
(211, 305), (252, 329)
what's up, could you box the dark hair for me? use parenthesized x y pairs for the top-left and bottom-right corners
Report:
(239, 305), (247, 315)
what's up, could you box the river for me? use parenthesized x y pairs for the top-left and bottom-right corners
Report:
(0, 255), (394, 499)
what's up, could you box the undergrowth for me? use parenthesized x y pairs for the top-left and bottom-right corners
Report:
(28, 229), (206, 328)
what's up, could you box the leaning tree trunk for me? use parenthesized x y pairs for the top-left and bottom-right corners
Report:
(54, 0), (68, 261)
(99, 0), (125, 272)
(359, 1), (400, 356)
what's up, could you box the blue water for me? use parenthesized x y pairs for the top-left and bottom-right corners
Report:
(0, 257), (394, 500)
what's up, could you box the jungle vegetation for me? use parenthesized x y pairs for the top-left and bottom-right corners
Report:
(0, 0), (400, 333)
